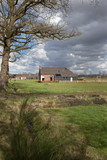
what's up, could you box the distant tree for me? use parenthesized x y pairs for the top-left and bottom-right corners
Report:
(0, 0), (79, 91)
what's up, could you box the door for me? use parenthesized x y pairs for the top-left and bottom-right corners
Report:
(50, 76), (53, 81)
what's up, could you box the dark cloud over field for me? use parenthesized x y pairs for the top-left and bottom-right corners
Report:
(0, 0), (107, 74)
(43, 0), (107, 74)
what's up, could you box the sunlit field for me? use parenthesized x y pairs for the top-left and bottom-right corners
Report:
(7, 80), (107, 95)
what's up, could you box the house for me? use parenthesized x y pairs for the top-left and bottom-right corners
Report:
(9, 73), (39, 80)
(39, 66), (77, 82)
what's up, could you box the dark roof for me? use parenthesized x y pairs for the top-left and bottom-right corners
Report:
(40, 67), (77, 77)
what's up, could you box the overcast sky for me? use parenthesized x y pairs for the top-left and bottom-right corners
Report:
(0, 0), (107, 74)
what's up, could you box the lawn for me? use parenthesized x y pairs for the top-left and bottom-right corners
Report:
(7, 80), (107, 95)
(0, 80), (107, 160)
(46, 105), (107, 158)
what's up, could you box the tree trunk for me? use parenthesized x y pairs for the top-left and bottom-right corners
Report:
(0, 41), (10, 91)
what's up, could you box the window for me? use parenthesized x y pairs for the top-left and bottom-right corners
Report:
(55, 74), (61, 76)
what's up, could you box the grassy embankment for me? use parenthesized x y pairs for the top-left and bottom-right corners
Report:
(0, 80), (107, 160)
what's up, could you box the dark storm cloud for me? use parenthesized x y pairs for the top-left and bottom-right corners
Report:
(1, 0), (107, 74)
(42, 0), (107, 74)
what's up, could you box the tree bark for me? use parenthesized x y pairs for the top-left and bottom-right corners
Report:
(0, 40), (10, 91)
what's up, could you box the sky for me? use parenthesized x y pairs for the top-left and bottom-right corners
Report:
(0, 0), (107, 74)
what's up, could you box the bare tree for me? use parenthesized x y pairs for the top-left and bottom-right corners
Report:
(0, 0), (79, 91)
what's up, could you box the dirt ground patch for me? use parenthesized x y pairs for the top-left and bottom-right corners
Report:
(31, 94), (107, 108)
(0, 93), (107, 108)
(93, 98), (106, 105)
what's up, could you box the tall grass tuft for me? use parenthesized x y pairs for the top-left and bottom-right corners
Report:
(0, 98), (90, 160)
(0, 98), (61, 160)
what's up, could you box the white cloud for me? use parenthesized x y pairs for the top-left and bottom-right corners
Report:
(29, 43), (49, 60)
(69, 53), (75, 57)
(9, 43), (49, 74)
(49, 13), (61, 24)
(0, 46), (3, 52)
(97, 62), (107, 70)
(0, 58), (1, 64)
(103, 44), (107, 50)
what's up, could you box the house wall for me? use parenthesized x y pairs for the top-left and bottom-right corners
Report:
(55, 76), (71, 81)
(55, 76), (78, 81)
(40, 74), (78, 82)
(15, 77), (21, 80)
(41, 75), (55, 81)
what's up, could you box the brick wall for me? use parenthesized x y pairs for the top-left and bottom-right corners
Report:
(41, 75), (55, 81)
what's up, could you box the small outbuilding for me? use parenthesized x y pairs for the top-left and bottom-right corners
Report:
(39, 66), (77, 82)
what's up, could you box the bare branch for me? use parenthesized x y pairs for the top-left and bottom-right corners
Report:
(0, 51), (3, 56)
(10, 47), (31, 53)
(15, 0), (18, 5)
(0, 0), (8, 23)
(0, 0), (78, 61)
(9, 56), (17, 62)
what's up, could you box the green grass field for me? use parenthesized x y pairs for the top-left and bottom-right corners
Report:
(7, 80), (107, 94)
(0, 80), (107, 160)
(46, 105), (107, 158)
